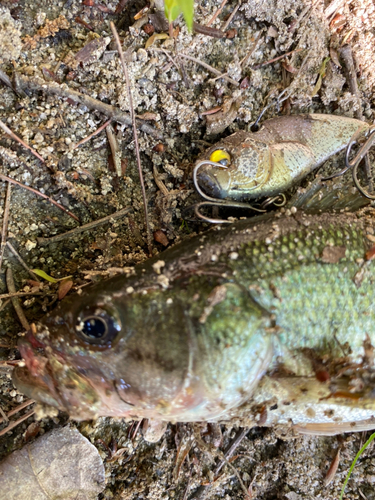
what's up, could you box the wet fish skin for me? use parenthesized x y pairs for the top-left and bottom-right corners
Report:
(13, 210), (375, 433)
(197, 114), (369, 200)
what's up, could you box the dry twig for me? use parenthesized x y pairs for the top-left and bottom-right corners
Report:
(110, 22), (152, 256)
(0, 182), (11, 272)
(15, 74), (163, 140)
(252, 48), (303, 70)
(340, 44), (373, 192)
(325, 0), (345, 19)
(0, 173), (79, 222)
(131, 420), (142, 440)
(0, 291), (45, 300)
(37, 206), (131, 246)
(193, 23), (225, 38)
(0, 69), (13, 90)
(153, 165), (169, 196)
(73, 118), (112, 149)
(153, 49), (239, 86)
(0, 406), (8, 423)
(209, 31), (262, 85)
(207, 0), (228, 26)
(190, 428), (249, 500)
(106, 123), (122, 177)
(0, 399), (35, 425)
(178, 53), (239, 86)
(0, 359), (22, 366)
(0, 119), (45, 164)
(289, 0), (320, 34)
(5, 241), (41, 281)
(241, 31), (264, 69)
(0, 409), (35, 437)
(0, 299), (11, 312)
(340, 45), (363, 121)
(6, 267), (30, 331)
(222, 0), (242, 31)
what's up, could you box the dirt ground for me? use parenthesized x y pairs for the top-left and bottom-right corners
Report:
(1, 0), (375, 498)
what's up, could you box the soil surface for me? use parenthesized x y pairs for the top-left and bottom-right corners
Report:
(1, 0), (375, 498)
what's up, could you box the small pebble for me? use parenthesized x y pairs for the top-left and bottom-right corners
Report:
(25, 240), (37, 251)
(34, 132), (44, 144)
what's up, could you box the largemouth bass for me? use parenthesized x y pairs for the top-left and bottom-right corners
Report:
(196, 114), (370, 200)
(13, 210), (375, 435)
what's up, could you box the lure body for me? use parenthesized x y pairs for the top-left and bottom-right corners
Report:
(13, 211), (375, 435)
(197, 114), (369, 200)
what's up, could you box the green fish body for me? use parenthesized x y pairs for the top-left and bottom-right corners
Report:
(13, 211), (375, 435)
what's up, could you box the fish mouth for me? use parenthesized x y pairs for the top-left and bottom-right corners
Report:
(197, 166), (231, 199)
(13, 332), (101, 419)
(13, 334), (65, 409)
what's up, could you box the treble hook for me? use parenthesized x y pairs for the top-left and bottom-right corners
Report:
(322, 125), (375, 200)
(347, 125), (375, 200)
(260, 193), (287, 209)
(192, 161), (285, 224)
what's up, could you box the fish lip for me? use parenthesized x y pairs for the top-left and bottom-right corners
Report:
(14, 334), (65, 408)
(18, 334), (48, 378)
(14, 331), (114, 420)
(12, 365), (64, 408)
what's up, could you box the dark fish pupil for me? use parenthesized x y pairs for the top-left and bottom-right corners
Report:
(76, 307), (121, 346)
(82, 317), (106, 339)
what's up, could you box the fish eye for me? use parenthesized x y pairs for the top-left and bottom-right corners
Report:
(209, 149), (231, 166)
(76, 307), (121, 346)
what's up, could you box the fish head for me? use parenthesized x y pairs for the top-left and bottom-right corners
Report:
(13, 281), (201, 421)
(13, 271), (273, 422)
(196, 131), (270, 200)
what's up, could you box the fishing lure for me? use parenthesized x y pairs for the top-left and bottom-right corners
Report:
(13, 210), (375, 436)
(194, 114), (372, 204)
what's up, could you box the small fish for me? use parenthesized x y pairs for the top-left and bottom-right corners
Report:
(196, 114), (369, 200)
(13, 210), (375, 435)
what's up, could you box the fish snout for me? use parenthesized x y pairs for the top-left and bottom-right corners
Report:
(197, 165), (231, 199)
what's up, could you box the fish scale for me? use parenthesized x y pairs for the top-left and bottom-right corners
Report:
(227, 223), (375, 361)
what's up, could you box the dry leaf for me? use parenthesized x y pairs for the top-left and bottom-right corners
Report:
(329, 47), (341, 67)
(145, 33), (169, 49)
(173, 430), (195, 479)
(67, 36), (110, 69)
(136, 112), (158, 121)
(58, 279), (73, 300)
(366, 245), (375, 261)
(153, 230), (169, 246)
(282, 60), (298, 74)
(0, 426), (105, 500)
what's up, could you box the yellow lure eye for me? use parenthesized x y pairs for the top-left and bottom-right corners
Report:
(209, 149), (231, 166)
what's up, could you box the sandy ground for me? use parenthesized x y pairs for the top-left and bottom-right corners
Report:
(1, 0), (375, 498)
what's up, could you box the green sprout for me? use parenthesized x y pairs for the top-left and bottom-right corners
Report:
(164, 0), (194, 31)
(32, 269), (72, 283)
(179, 219), (190, 233)
(339, 432), (375, 500)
